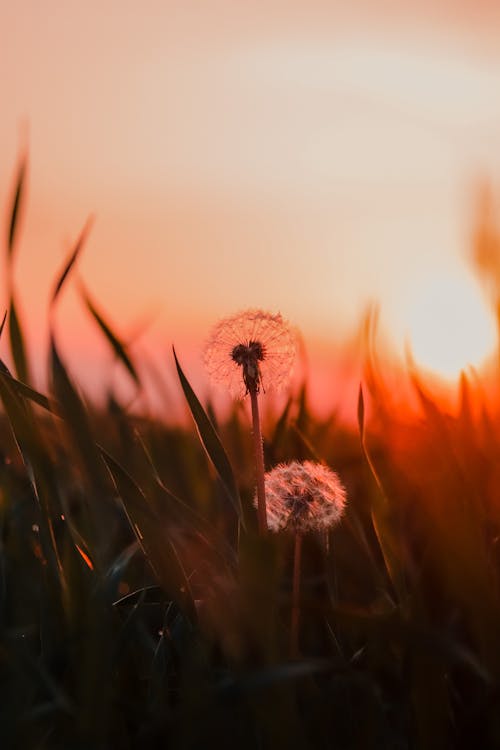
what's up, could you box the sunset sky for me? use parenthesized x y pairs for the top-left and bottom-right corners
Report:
(2, 1), (500, 412)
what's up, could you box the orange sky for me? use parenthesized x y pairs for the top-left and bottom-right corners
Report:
(2, 1), (500, 416)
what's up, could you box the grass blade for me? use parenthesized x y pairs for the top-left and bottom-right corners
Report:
(51, 217), (93, 306)
(0, 363), (55, 414)
(358, 385), (406, 602)
(7, 155), (26, 261)
(50, 336), (102, 473)
(81, 286), (140, 386)
(173, 347), (244, 526)
(0, 310), (7, 339)
(9, 296), (30, 383)
(357, 383), (365, 442)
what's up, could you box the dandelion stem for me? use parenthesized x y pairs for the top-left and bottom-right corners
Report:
(250, 386), (268, 535)
(290, 531), (302, 658)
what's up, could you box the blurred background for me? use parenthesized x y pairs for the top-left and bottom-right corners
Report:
(2, 0), (500, 417)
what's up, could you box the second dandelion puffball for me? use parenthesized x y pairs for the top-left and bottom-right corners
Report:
(260, 460), (346, 533)
(204, 309), (297, 398)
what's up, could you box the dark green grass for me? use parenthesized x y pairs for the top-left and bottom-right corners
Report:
(2, 157), (500, 749)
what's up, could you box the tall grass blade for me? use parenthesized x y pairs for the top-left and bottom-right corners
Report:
(51, 216), (93, 306)
(0, 310), (7, 339)
(50, 336), (104, 480)
(81, 286), (140, 386)
(357, 385), (406, 601)
(357, 383), (365, 443)
(9, 296), (30, 383)
(0, 360), (54, 413)
(49, 335), (111, 568)
(173, 347), (244, 526)
(270, 396), (292, 457)
(7, 155), (26, 261)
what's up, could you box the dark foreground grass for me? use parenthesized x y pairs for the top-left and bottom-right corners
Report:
(2, 158), (500, 749)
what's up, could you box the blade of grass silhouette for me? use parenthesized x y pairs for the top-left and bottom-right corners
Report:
(0, 310), (7, 339)
(270, 396), (292, 457)
(50, 335), (111, 567)
(80, 284), (140, 387)
(0, 360), (55, 413)
(290, 422), (322, 461)
(5, 154), (31, 383)
(173, 347), (245, 528)
(50, 336), (105, 481)
(50, 217), (94, 308)
(9, 296), (30, 384)
(358, 385), (406, 602)
(6, 153), (26, 264)
(112, 584), (162, 608)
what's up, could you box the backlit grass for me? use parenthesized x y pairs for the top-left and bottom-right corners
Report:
(2, 158), (500, 749)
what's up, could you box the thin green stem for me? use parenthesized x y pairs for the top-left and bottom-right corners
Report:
(249, 386), (268, 535)
(290, 531), (302, 658)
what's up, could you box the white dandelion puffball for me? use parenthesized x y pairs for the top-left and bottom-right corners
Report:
(204, 309), (297, 398)
(258, 460), (346, 533)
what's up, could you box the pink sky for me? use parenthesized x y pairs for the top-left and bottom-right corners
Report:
(2, 1), (500, 416)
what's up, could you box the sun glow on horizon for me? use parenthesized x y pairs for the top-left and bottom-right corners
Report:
(401, 273), (497, 380)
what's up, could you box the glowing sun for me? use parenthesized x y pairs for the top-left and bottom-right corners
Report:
(403, 274), (496, 379)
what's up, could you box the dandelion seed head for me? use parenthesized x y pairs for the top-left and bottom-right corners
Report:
(204, 309), (296, 397)
(258, 460), (346, 533)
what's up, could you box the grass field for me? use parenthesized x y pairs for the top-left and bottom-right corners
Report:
(2, 160), (500, 749)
